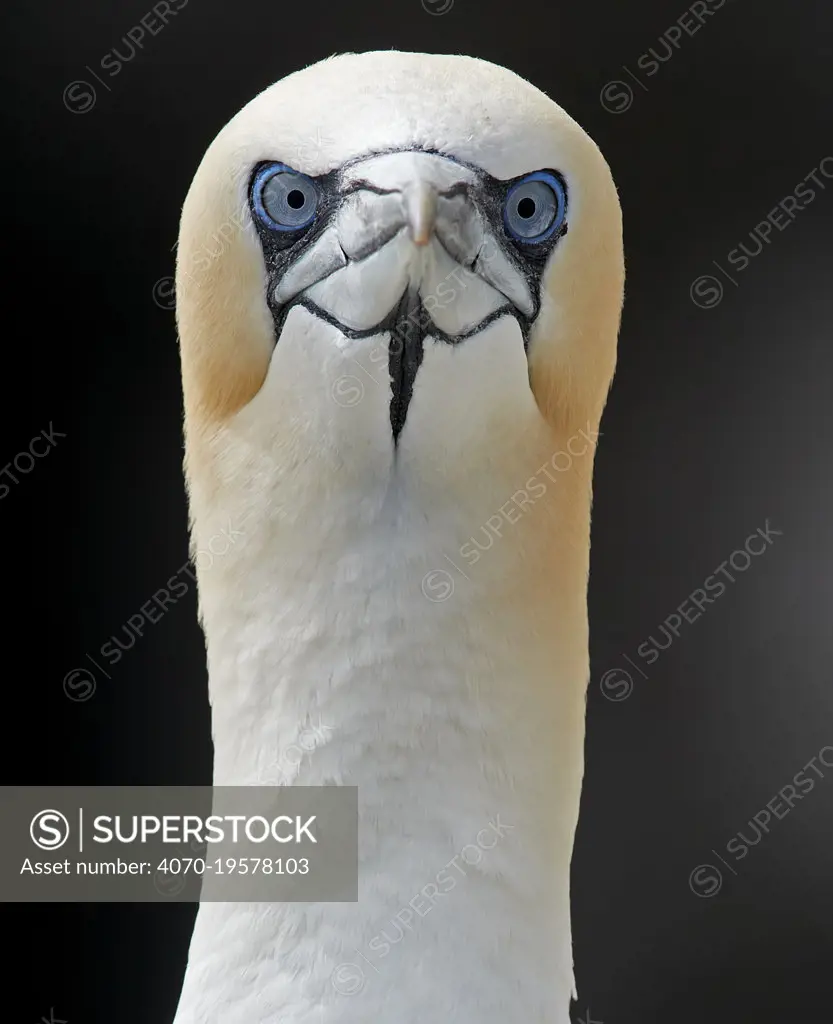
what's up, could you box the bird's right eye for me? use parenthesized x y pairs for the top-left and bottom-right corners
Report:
(252, 162), (319, 231)
(502, 171), (566, 245)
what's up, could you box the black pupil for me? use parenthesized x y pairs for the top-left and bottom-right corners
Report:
(517, 196), (536, 219)
(287, 189), (306, 210)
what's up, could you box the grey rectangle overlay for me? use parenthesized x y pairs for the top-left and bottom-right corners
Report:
(3, 786), (357, 902)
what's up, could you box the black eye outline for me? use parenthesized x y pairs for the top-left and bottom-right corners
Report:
(252, 162), (319, 232)
(502, 170), (567, 245)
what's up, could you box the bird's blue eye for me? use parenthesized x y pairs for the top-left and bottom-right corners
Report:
(503, 171), (566, 244)
(253, 162), (318, 231)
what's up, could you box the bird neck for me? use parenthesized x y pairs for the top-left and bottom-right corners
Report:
(176, 423), (593, 1024)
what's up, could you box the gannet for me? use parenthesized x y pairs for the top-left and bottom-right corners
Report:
(173, 50), (624, 1024)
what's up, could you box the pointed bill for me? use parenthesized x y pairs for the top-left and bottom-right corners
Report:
(403, 181), (438, 246)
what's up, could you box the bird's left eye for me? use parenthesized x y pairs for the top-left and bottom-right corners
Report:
(503, 171), (566, 244)
(253, 162), (319, 231)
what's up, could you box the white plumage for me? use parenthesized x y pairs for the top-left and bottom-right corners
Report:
(173, 50), (624, 1024)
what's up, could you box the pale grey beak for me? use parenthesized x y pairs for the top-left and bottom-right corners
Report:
(403, 181), (438, 246)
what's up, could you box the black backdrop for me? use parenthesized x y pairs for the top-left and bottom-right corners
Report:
(4, 0), (832, 1021)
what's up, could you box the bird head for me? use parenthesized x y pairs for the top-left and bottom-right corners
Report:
(176, 51), (623, 533)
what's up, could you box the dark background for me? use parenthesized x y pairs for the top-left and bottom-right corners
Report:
(4, 0), (832, 1021)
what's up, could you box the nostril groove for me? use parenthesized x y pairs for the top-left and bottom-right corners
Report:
(439, 182), (470, 199)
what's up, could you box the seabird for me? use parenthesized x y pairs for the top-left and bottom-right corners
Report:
(173, 50), (625, 1024)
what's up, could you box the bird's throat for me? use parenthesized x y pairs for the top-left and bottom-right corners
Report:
(176, 399), (594, 1024)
